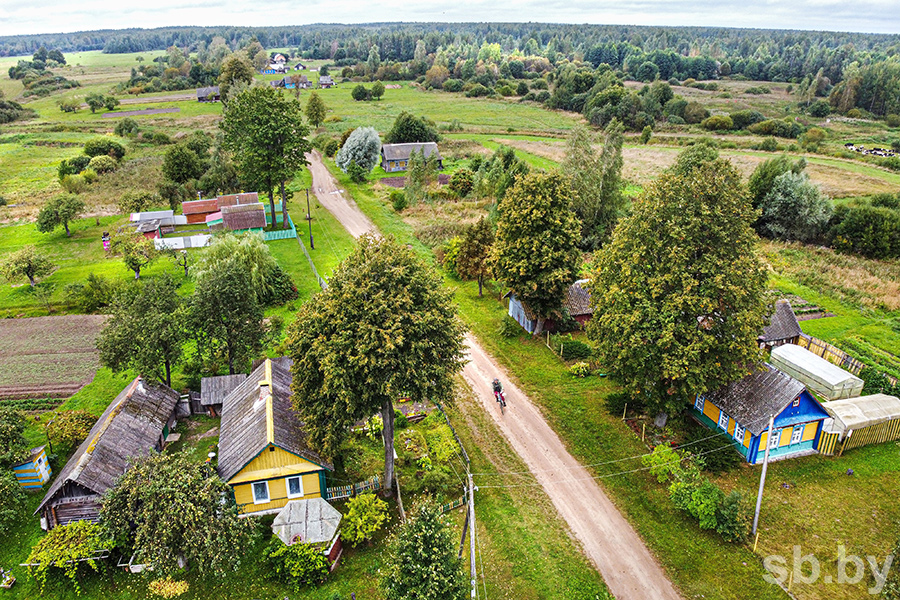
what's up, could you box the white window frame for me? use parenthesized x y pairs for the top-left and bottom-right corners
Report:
(718, 410), (729, 430)
(286, 475), (304, 499)
(252, 481), (270, 504)
(790, 425), (804, 445)
(769, 429), (781, 449)
(792, 398), (800, 408)
(694, 395), (704, 411)
(733, 423), (745, 444)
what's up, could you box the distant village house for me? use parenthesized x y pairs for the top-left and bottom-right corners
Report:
(380, 142), (443, 173)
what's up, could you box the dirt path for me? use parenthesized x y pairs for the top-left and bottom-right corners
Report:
(306, 150), (376, 238)
(305, 152), (682, 600)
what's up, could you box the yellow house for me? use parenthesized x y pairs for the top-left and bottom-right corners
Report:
(217, 358), (333, 516)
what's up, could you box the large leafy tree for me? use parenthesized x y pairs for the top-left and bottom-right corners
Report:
(0, 470), (26, 535)
(562, 120), (626, 250)
(98, 274), (186, 387)
(335, 126), (381, 178)
(380, 500), (467, 600)
(46, 410), (95, 455)
(384, 111), (439, 144)
(305, 91), (326, 128)
(1, 245), (54, 287)
(0, 407), (28, 468)
(191, 260), (265, 374)
(108, 231), (157, 279)
(286, 235), (465, 495)
(217, 54), (255, 103)
(587, 154), (768, 415)
(455, 216), (494, 296)
(758, 171), (833, 243)
(101, 451), (254, 578)
(36, 194), (85, 237)
(491, 172), (581, 333)
(220, 86), (311, 228)
(747, 155), (805, 209)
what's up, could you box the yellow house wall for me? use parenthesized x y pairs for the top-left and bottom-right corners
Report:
(233, 472), (323, 514)
(703, 401), (720, 424)
(229, 445), (321, 484)
(742, 430), (751, 448)
(228, 444), (325, 514)
(727, 419), (735, 435)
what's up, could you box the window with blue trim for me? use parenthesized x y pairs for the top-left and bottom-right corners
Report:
(733, 423), (745, 443)
(718, 410), (728, 430)
(694, 395), (704, 411)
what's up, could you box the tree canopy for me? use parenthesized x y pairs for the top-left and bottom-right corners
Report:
(384, 111), (439, 144)
(0, 407), (28, 468)
(454, 216), (494, 296)
(492, 172), (581, 332)
(217, 54), (255, 102)
(587, 153), (768, 415)
(380, 500), (468, 600)
(758, 171), (832, 243)
(98, 274), (186, 386)
(101, 451), (254, 578)
(286, 235), (465, 493)
(335, 126), (381, 178)
(36, 194), (85, 238)
(220, 86), (311, 225)
(1, 245), (54, 287)
(108, 231), (157, 279)
(305, 91), (326, 128)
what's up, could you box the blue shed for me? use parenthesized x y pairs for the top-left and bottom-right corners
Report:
(12, 446), (52, 489)
(693, 364), (830, 464)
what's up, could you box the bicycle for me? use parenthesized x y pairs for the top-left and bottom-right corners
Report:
(492, 378), (507, 414)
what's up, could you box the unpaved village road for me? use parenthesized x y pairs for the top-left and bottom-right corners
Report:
(306, 151), (682, 600)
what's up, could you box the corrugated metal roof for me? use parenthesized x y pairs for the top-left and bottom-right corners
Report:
(705, 364), (807, 435)
(36, 377), (178, 515)
(217, 358), (331, 483)
(182, 199), (219, 215)
(381, 142), (441, 162)
(824, 394), (900, 433)
(760, 300), (802, 342)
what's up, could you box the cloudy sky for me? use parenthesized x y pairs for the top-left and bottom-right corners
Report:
(1, 0), (899, 38)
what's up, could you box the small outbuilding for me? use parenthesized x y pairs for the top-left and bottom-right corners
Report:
(818, 393), (900, 455)
(693, 364), (830, 464)
(218, 358), (333, 516)
(35, 377), (179, 529)
(197, 86), (220, 102)
(380, 142), (442, 172)
(318, 75), (335, 88)
(769, 344), (864, 401)
(505, 280), (593, 334)
(759, 300), (802, 349)
(221, 203), (267, 232)
(11, 446), (52, 490)
(200, 373), (247, 417)
(273, 498), (342, 558)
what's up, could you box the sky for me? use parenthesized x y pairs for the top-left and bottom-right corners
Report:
(1, 0), (899, 38)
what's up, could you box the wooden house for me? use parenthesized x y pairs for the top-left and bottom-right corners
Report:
(770, 344), (864, 401)
(196, 86), (220, 102)
(318, 75), (335, 88)
(294, 62), (307, 71)
(182, 198), (220, 225)
(12, 446), (52, 490)
(217, 358), (332, 516)
(200, 373), (247, 417)
(693, 364), (830, 464)
(221, 203), (267, 232)
(35, 377), (179, 529)
(380, 142), (442, 172)
(759, 300), (802, 349)
(506, 280), (593, 334)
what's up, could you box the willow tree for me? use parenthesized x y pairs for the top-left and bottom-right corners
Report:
(587, 153), (768, 415)
(286, 235), (465, 495)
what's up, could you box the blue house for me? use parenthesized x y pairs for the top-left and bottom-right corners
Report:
(11, 446), (52, 489)
(693, 364), (830, 464)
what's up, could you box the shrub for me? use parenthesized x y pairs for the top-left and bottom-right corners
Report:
(758, 136), (779, 152)
(828, 204), (900, 259)
(0, 470), (26, 535)
(27, 521), (108, 594)
(749, 119), (802, 138)
(441, 236), (462, 275)
(498, 315), (521, 338)
(150, 132), (172, 145)
(886, 114), (900, 127)
(266, 539), (329, 590)
(551, 334), (592, 360)
(394, 409), (409, 430)
(390, 189), (408, 212)
(84, 137), (126, 159)
(87, 155), (117, 174)
(641, 444), (684, 483)
(80, 169), (98, 184)
(118, 190), (156, 214)
(442, 79), (463, 93)
(715, 491), (750, 543)
(701, 115), (734, 131)
(569, 362), (591, 377)
(342, 493), (389, 547)
(639, 125), (653, 144)
(682, 425), (742, 473)
(846, 108), (862, 118)
(323, 138), (339, 157)
(64, 273), (116, 313)
(57, 155), (91, 180)
(666, 115), (686, 124)
(60, 174), (87, 193)
(114, 117), (139, 137)
(465, 84), (491, 98)
(808, 100), (830, 117)
(670, 476), (723, 530)
(604, 392), (644, 417)
(683, 101), (709, 124)
(448, 168), (474, 197)
(745, 86), (771, 94)
(729, 109), (765, 130)
(147, 578), (190, 598)
(534, 90), (551, 103)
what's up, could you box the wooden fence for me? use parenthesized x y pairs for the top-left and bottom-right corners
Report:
(440, 496), (466, 514)
(796, 335), (866, 375)
(325, 475), (381, 501)
(840, 419), (900, 454)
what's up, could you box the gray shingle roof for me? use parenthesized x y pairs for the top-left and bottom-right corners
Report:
(197, 86), (219, 98)
(36, 377), (179, 514)
(217, 358), (331, 482)
(760, 300), (802, 343)
(563, 279), (592, 317)
(381, 142), (441, 162)
(704, 364), (806, 435)
(201, 374), (248, 407)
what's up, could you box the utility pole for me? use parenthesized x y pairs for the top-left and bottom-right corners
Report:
(468, 473), (477, 599)
(305, 188), (314, 249)
(752, 416), (775, 536)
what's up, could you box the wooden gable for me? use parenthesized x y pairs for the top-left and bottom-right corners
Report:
(228, 443), (324, 485)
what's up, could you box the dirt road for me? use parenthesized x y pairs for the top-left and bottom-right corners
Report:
(305, 152), (682, 600)
(306, 150), (376, 238)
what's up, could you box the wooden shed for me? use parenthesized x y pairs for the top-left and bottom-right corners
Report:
(11, 446), (52, 490)
(759, 300), (802, 349)
(217, 358), (332, 516)
(200, 373), (247, 417)
(693, 364), (830, 464)
(196, 86), (220, 102)
(35, 377), (179, 529)
(770, 344), (864, 401)
(505, 280), (593, 334)
(182, 198), (220, 225)
(221, 203), (267, 232)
